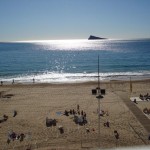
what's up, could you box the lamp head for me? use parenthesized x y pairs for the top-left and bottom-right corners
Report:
(96, 95), (104, 99)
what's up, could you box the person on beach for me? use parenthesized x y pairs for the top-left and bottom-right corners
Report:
(33, 78), (35, 83)
(84, 112), (86, 118)
(133, 99), (138, 104)
(1, 81), (3, 86)
(114, 130), (119, 139)
(148, 134), (150, 140)
(139, 94), (144, 100)
(64, 110), (69, 116)
(143, 107), (150, 114)
(72, 109), (76, 115)
(81, 110), (84, 116)
(78, 110), (80, 115)
(12, 79), (14, 84)
(104, 121), (110, 127)
(69, 109), (72, 115)
(13, 110), (17, 117)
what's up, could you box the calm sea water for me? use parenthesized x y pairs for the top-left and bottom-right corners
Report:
(0, 39), (150, 83)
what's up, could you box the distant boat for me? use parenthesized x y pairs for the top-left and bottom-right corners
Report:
(88, 35), (107, 40)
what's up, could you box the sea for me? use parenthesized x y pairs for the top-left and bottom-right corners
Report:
(0, 39), (150, 84)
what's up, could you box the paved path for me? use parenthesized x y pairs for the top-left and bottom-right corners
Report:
(117, 92), (150, 133)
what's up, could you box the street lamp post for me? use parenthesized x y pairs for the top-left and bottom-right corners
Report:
(96, 55), (104, 148)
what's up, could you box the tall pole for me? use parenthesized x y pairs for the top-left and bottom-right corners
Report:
(98, 55), (100, 148)
(96, 55), (104, 148)
(98, 55), (100, 92)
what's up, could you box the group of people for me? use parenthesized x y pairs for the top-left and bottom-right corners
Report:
(143, 107), (150, 115)
(1, 80), (14, 85)
(0, 78), (35, 86)
(104, 121), (110, 127)
(64, 104), (87, 125)
(0, 114), (8, 123)
(64, 109), (76, 116)
(7, 131), (25, 144)
(98, 109), (109, 117)
(139, 93), (150, 101)
(64, 105), (86, 117)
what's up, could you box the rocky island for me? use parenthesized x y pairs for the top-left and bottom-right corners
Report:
(88, 35), (107, 40)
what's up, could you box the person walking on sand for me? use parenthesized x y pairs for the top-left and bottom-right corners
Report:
(33, 78), (35, 83)
(12, 79), (15, 84)
(77, 104), (80, 111)
(81, 110), (84, 116)
(1, 81), (3, 86)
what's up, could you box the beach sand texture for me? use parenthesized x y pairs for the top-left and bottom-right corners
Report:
(0, 80), (150, 150)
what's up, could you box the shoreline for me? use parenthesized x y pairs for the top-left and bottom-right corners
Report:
(1, 72), (150, 85)
(1, 78), (150, 86)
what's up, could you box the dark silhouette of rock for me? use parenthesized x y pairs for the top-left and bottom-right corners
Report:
(88, 35), (107, 40)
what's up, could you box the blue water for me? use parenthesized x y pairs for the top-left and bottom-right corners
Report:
(0, 39), (150, 83)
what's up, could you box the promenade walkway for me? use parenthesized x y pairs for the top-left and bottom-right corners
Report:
(117, 92), (150, 133)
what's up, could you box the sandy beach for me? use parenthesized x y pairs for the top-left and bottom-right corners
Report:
(0, 80), (150, 150)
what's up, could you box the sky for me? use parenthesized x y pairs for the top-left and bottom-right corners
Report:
(0, 0), (150, 41)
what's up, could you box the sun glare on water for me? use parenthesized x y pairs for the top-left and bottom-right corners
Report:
(15, 39), (110, 51)
(24, 39), (107, 51)
(35, 39), (92, 51)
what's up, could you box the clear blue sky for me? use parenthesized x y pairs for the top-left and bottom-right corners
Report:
(0, 0), (150, 41)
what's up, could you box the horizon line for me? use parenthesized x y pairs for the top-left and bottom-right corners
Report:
(0, 37), (150, 43)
